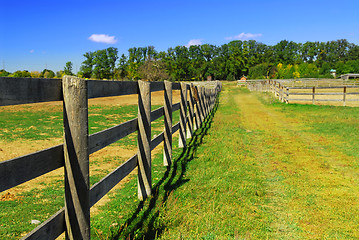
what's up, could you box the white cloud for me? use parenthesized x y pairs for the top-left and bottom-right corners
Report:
(225, 32), (262, 41)
(29, 49), (35, 53)
(88, 34), (118, 44)
(186, 39), (203, 47)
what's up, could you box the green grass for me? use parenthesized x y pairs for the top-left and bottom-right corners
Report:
(88, 87), (273, 239)
(4, 84), (359, 239)
(258, 92), (359, 160)
(0, 180), (65, 239)
(0, 102), (181, 239)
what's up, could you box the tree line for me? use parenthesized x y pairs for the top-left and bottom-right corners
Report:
(1, 39), (358, 80)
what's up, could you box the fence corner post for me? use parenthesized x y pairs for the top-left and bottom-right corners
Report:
(137, 80), (152, 200)
(179, 82), (187, 148)
(62, 75), (90, 240)
(163, 80), (172, 166)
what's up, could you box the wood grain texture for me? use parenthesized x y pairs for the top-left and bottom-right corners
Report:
(178, 83), (187, 148)
(163, 81), (172, 166)
(87, 80), (137, 98)
(89, 118), (138, 154)
(0, 77), (62, 106)
(63, 76), (90, 239)
(0, 144), (64, 192)
(137, 80), (152, 200)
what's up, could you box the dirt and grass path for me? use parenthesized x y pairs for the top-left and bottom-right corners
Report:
(156, 83), (359, 239)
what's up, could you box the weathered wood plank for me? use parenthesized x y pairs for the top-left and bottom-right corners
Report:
(63, 76), (90, 239)
(21, 208), (65, 240)
(313, 99), (342, 102)
(288, 98), (343, 102)
(178, 83), (187, 148)
(287, 85), (359, 90)
(0, 77), (62, 106)
(89, 118), (138, 154)
(137, 80), (152, 200)
(187, 83), (194, 139)
(172, 102), (180, 112)
(172, 122), (180, 134)
(90, 154), (137, 207)
(163, 81), (172, 166)
(150, 82), (164, 92)
(172, 82), (181, 90)
(151, 106), (164, 122)
(151, 132), (164, 151)
(289, 92), (343, 95)
(0, 144), (64, 192)
(87, 80), (138, 98)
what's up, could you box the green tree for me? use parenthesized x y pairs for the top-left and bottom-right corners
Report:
(249, 63), (272, 79)
(80, 51), (95, 78)
(41, 69), (55, 78)
(64, 61), (73, 75)
(115, 54), (128, 80)
(0, 69), (11, 77)
(11, 70), (31, 78)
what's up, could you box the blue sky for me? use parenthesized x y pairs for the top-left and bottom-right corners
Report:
(1, 0), (358, 73)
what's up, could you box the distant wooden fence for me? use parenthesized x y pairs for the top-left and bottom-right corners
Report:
(246, 79), (359, 106)
(0, 76), (222, 239)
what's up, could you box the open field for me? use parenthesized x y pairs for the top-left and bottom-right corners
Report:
(147, 83), (359, 239)
(2, 82), (359, 239)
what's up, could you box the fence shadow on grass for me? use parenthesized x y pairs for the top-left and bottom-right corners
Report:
(111, 97), (220, 240)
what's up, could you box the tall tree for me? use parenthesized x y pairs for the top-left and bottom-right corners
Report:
(64, 61), (73, 75)
(80, 51), (95, 78)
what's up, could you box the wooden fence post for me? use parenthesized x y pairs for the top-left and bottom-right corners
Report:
(179, 82), (187, 148)
(204, 88), (208, 116)
(312, 86), (315, 105)
(187, 83), (194, 139)
(137, 80), (151, 200)
(199, 87), (205, 122)
(62, 76), (90, 240)
(343, 86), (347, 107)
(194, 86), (201, 130)
(163, 81), (172, 166)
(286, 87), (289, 104)
(204, 88), (209, 117)
(210, 89), (213, 111)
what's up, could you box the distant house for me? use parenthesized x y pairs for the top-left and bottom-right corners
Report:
(341, 73), (359, 80)
(330, 69), (336, 78)
(240, 76), (247, 81)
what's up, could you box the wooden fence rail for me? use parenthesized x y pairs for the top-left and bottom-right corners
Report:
(0, 76), (222, 239)
(246, 79), (359, 106)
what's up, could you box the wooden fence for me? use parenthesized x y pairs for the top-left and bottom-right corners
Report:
(0, 76), (222, 239)
(246, 79), (359, 106)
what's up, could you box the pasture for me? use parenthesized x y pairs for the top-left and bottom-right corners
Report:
(0, 91), (183, 239)
(2, 81), (359, 239)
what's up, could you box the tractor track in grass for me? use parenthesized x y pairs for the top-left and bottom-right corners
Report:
(235, 90), (359, 238)
(153, 84), (359, 239)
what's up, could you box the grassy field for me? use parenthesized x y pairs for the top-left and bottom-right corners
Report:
(2, 83), (359, 239)
(0, 92), (180, 239)
(122, 83), (359, 239)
